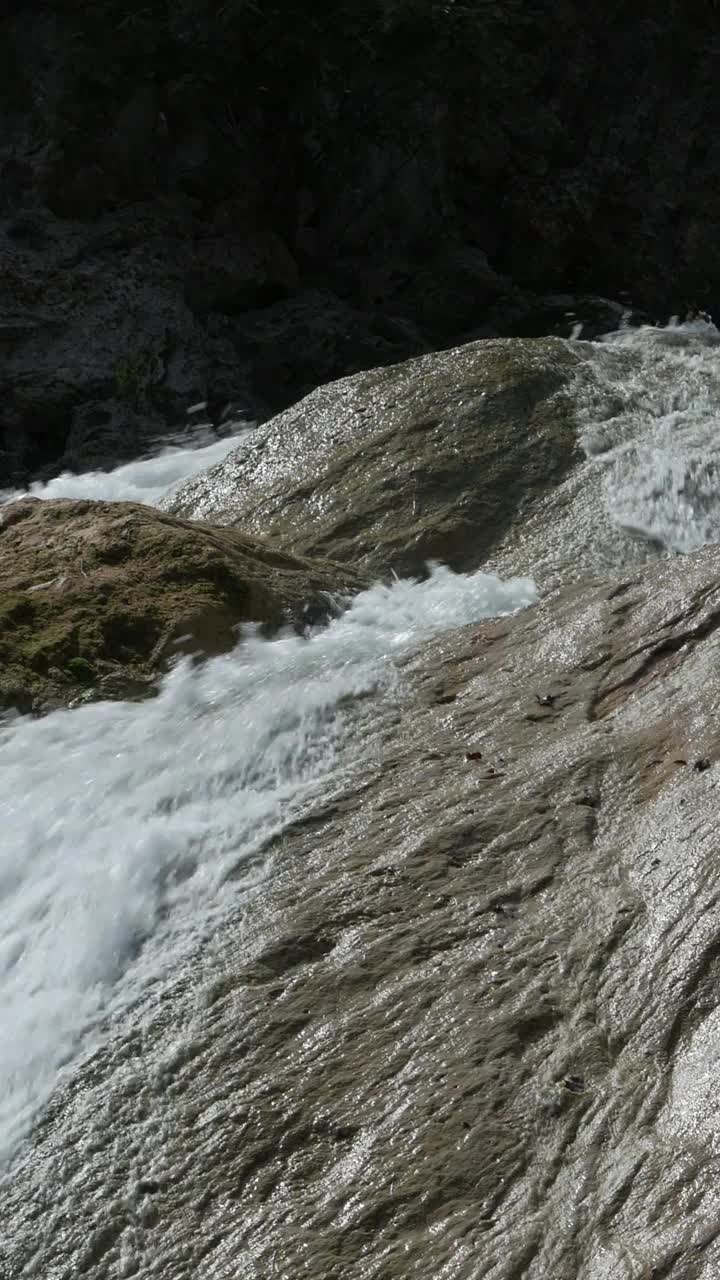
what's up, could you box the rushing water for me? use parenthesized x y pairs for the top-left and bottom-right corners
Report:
(4, 318), (720, 1170)
(576, 316), (720, 552)
(0, 529), (535, 1161)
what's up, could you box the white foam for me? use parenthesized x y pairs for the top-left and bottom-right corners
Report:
(0, 429), (250, 509)
(0, 562), (536, 1162)
(577, 318), (720, 552)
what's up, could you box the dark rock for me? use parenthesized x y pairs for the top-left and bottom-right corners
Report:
(335, 245), (518, 345)
(60, 400), (169, 474)
(0, 212), (422, 485)
(184, 231), (299, 316)
(473, 294), (643, 343)
(230, 289), (426, 415)
(2, 4), (716, 481)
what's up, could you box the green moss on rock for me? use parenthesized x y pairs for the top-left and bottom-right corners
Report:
(0, 498), (367, 714)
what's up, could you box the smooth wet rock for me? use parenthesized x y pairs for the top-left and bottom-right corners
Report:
(6, 545), (720, 1276)
(0, 498), (366, 713)
(164, 337), (581, 577)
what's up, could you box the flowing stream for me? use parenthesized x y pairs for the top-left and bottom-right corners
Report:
(4, 316), (720, 1180)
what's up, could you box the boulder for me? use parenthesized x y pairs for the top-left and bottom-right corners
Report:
(0, 205), (210, 483)
(228, 289), (426, 415)
(164, 336), (581, 577)
(0, 498), (367, 713)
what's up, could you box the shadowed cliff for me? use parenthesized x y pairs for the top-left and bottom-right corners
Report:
(2, 1), (720, 482)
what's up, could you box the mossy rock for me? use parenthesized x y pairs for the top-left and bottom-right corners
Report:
(164, 336), (582, 576)
(0, 498), (368, 714)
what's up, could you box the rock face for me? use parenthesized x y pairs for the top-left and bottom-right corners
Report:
(165, 337), (581, 577)
(0, 498), (366, 713)
(0, 206), (425, 485)
(7, 540), (720, 1277)
(1, 3), (716, 481)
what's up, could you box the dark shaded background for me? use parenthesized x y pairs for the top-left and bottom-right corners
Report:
(2, 1), (718, 482)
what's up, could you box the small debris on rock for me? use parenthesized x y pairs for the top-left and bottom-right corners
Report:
(535, 693), (557, 707)
(465, 750), (483, 762)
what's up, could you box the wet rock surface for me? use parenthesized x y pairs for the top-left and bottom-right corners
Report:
(5, 545), (720, 1277)
(0, 497), (366, 713)
(164, 337), (581, 577)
